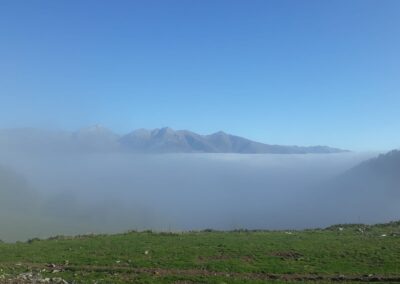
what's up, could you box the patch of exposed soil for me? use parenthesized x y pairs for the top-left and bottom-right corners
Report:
(270, 250), (304, 260)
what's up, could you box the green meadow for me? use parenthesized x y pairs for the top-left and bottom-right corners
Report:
(0, 222), (399, 283)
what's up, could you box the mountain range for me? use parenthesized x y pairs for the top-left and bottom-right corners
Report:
(0, 125), (348, 154)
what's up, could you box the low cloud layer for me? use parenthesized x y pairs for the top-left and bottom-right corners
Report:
(1, 151), (395, 242)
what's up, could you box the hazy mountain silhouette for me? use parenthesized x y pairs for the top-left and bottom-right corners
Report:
(0, 126), (347, 154)
(339, 149), (400, 195)
(71, 125), (120, 152)
(302, 150), (400, 225)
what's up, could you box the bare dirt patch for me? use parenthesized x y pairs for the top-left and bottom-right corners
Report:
(270, 250), (304, 260)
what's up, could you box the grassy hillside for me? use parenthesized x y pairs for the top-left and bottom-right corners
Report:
(0, 222), (399, 283)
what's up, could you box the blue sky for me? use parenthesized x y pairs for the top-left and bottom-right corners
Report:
(0, 0), (399, 151)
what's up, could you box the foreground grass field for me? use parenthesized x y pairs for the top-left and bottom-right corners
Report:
(0, 222), (399, 283)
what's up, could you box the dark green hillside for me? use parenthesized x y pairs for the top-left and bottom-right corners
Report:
(0, 222), (399, 283)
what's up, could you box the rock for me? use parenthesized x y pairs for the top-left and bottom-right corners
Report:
(51, 277), (69, 284)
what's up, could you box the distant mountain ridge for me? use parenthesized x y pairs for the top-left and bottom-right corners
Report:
(294, 149), (400, 226)
(0, 126), (348, 154)
(119, 127), (347, 154)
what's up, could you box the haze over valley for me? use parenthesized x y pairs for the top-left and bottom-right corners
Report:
(0, 132), (391, 242)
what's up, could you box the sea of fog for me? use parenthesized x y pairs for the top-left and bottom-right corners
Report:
(0, 152), (385, 242)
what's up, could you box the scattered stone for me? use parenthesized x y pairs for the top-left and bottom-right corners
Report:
(51, 277), (69, 284)
(336, 274), (346, 280)
(11, 272), (69, 283)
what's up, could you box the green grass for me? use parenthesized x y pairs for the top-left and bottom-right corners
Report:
(0, 222), (399, 283)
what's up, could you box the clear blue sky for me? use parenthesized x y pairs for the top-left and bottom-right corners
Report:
(1, 0), (399, 151)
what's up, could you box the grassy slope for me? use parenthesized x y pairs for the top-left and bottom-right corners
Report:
(0, 222), (399, 283)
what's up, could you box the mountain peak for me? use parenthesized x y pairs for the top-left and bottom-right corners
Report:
(78, 124), (113, 134)
(151, 127), (176, 138)
(209, 130), (228, 136)
(159, 127), (174, 133)
(73, 125), (119, 147)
